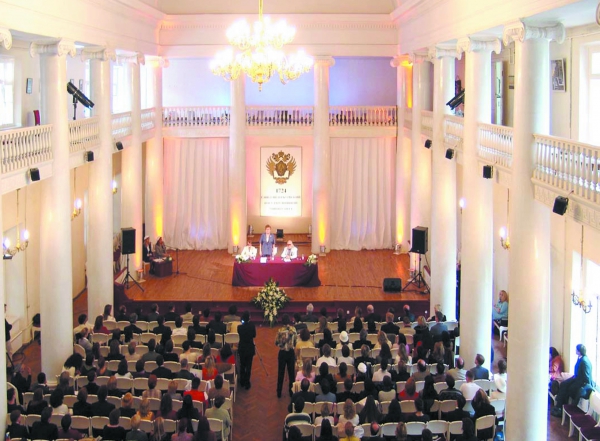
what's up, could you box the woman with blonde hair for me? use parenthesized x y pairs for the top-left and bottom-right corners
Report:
(202, 356), (218, 381)
(414, 316), (428, 333)
(295, 358), (316, 382)
(150, 417), (168, 441)
(428, 341), (445, 364)
(137, 397), (154, 421)
(493, 290), (509, 323)
(316, 316), (328, 334)
(374, 330), (391, 350)
(337, 399), (359, 434)
(395, 421), (408, 441)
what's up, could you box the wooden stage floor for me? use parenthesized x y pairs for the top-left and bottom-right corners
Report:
(118, 243), (430, 317)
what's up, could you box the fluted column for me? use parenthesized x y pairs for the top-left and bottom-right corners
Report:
(120, 53), (144, 273)
(409, 52), (433, 233)
(84, 47), (116, 318)
(228, 75), (246, 252)
(312, 57), (335, 255)
(145, 57), (168, 241)
(456, 37), (501, 367)
(503, 20), (564, 441)
(391, 55), (411, 251)
(31, 39), (76, 379)
(429, 46), (459, 320)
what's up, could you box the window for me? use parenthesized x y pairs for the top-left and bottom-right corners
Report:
(112, 63), (130, 114)
(0, 56), (15, 128)
(585, 47), (600, 145)
(140, 64), (154, 110)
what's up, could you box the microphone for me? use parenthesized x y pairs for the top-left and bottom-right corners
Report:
(67, 82), (95, 109)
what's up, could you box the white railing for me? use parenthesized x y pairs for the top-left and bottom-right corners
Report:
(141, 108), (156, 131)
(68, 117), (100, 153)
(329, 106), (397, 127)
(444, 115), (464, 151)
(535, 135), (600, 202)
(163, 107), (230, 127)
(0, 125), (53, 174)
(247, 106), (313, 126)
(478, 123), (514, 168)
(112, 112), (133, 139)
(421, 110), (433, 137)
(404, 108), (413, 130)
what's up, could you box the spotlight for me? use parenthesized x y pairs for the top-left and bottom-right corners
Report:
(482, 165), (494, 179)
(445, 148), (455, 160)
(28, 168), (40, 182)
(115, 141), (123, 151)
(553, 196), (569, 216)
(424, 140), (432, 149)
(84, 151), (94, 162)
(447, 89), (465, 110)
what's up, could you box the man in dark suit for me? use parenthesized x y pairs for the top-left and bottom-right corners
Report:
(90, 386), (116, 417)
(124, 314), (143, 342)
(31, 407), (59, 441)
(402, 304), (416, 322)
(85, 371), (99, 395)
(288, 379), (316, 412)
(7, 410), (29, 439)
(381, 312), (400, 335)
(152, 316), (168, 335)
(142, 236), (153, 262)
(301, 303), (318, 322)
(164, 304), (180, 323)
(365, 304), (382, 323)
(352, 329), (374, 350)
(336, 378), (358, 403)
(151, 355), (172, 379)
(175, 358), (195, 380)
(552, 344), (594, 416)
(208, 311), (227, 335)
(237, 311), (256, 389)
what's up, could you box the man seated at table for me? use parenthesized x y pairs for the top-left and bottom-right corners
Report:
(281, 240), (298, 260)
(241, 240), (257, 260)
(142, 236), (153, 262)
(154, 237), (168, 258)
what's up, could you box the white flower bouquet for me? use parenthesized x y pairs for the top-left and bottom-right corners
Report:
(304, 254), (318, 267)
(235, 254), (251, 263)
(251, 278), (291, 326)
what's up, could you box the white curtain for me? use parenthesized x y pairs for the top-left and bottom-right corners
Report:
(163, 138), (229, 250)
(331, 138), (395, 250)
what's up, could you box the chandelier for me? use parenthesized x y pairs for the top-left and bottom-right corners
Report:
(3, 188), (29, 259)
(210, 0), (313, 91)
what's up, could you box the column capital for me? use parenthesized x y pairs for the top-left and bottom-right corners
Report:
(456, 37), (501, 59)
(503, 20), (565, 45)
(313, 56), (335, 68)
(0, 27), (12, 50)
(146, 56), (170, 68)
(118, 52), (146, 66)
(428, 45), (460, 60)
(390, 55), (410, 68)
(409, 50), (430, 64)
(29, 39), (76, 58)
(81, 46), (117, 62)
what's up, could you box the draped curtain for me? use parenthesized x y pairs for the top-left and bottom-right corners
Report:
(163, 138), (229, 250)
(330, 137), (395, 250)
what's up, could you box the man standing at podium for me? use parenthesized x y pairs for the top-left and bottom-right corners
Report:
(281, 240), (298, 259)
(259, 225), (276, 257)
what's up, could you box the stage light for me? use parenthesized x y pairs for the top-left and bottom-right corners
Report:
(445, 148), (455, 160)
(424, 139), (432, 149)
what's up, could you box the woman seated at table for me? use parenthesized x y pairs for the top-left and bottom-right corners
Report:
(155, 237), (168, 258)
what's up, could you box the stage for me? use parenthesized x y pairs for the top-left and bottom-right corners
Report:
(115, 235), (431, 320)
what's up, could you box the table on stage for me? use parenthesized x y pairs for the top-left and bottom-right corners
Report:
(153, 259), (173, 278)
(232, 257), (321, 287)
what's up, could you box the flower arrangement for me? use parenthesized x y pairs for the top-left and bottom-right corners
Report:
(304, 254), (318, 267)
(235, 254), (251, 263)
(252, 278), (291, 326)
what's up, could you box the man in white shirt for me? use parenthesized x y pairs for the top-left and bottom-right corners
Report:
(459, 370), (481, 400)
(281, 240), (298, 259)
(372, 359), (392, 382)
(241, 240), (257, 260)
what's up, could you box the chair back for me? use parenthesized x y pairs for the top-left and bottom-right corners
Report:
(405, 421), (426, 435)
(163, 419), (177, 433)
(25, 414), (41, 428)
(107, 396), (121, 408)
(164, 361), (181, 373)
(71, 415), (91, 433)
(119, 417), (132, 430)
(140, 419), (154, 434)
(92, 333), (110, 346)
(107, 360), (121, 372)
(397, 381), (406, 392)
(90, 416), (109, 430)
(117, 377), (133, 392)
(449, 420), (463, 436)
(381, 422), (397, 437)
(96, 376), (110, 386)
(73, 344), (86, 357)
(64, 395), (78, 408)
(172, 335), (187, 346)
(475, 379), (492, 393)
(148, 397), (161, 411)
(426, 420), (449, 437)
(400, 400), (416, 414)
(434, 382), (447, 394)
(415, 381), (425, 393)
(207, 418), (224, 440)
(490, 399), (506, 418)
(475, 415), (496, 440)
(49, 414), (63, 426)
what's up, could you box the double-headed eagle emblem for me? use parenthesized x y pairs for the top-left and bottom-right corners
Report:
(266, 150), (297, 184)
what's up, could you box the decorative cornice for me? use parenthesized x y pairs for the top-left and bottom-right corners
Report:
(118, 52), (146, 65)
(81, 46), (117, 62)
(29, 39), (77, 58)
(314, 56), (335, 68)
(503, 20), (565, 46)
(390, 55), (410, 68)
(0, 27), (12, 50)
(428, 45), (460, 60)
(456, 37), (501, 60)
(534, 182), (600, 232)
(409, 50), (430, 64)
(146, 56), (170, 68)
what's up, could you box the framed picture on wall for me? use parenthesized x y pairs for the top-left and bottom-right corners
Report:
(551, 59), (566, 92)
(26, 78), (33, 94)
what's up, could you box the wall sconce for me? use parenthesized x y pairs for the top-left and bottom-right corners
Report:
(3, 189), (29, 258)
(308, 224), (312, 238)
(72, 168), (82, 220)
(319, 245), (326, 256)
(499, 227), (510, 250)
(112, 180), (118, 194)
(459, 198), (465, 214)
(393, 243), (402, 255)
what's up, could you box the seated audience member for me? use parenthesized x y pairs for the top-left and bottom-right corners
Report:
(202, 356), (218, 381)
(411, 360), (429, 382)
(56, 414), (83, 440)
(316, 344), (337, 367)
(314, 402), (335, 426)
(372, 359), (391, 383)
(378, 376), (396, 402)
(163, 304), (179, 323)
(91, 385), (116, 417)
(142, 375), (162, 400)
(27, 387), (49, 415)
(116, 359), (133, 380)
(208, 374), (231, 401)
(392, 360), (411, 383)
(406, 398), (430, 423)
(302, 303), (318, 323)
(172, 418), (193, 441)
(31, 372), (51, 395)
(315, 362), (337, 394)
(444, 395), (470, 422)
(127, 414), (149, 441)
(492, 290), (509, 325)
(472, 388), (495, 419)
(11, 363), (32, 402)
(102, 409), (127, 441)
(315, 418), (337, 441)
(107, 375), (124, 398)
(381, 312), (400, 336)
(184, 377), (208, 408)
(74, 313), (91, 336)
(317, 329), (338, 352)
(459, 371), (481, 401)
(166, 380), (182, 401)
(205, 396), (232, 440)
(172, 317), (186, 337)
(116, 305), (129, 322)
(351, 317), (363, 334)
(156, 393), (177, 420)
(550, 347), (564, 382)
(207, 330), (222, 350)
(124, 314), (144, 343)
(176, 395), (201, 431)
(57, 371), (76, 396)
(354, 330), (374, 352)
(461, 418), (478, 441)
(224, 304), (241, 323)
(208, 311), (227, 335)
(354, 344), (375, 369)
(316, 379), (337, 403)
(295, 328), (314, 359)
(359, 395), (383, 425)
(430, 311), (448, 337)
(7, 410), (29, 439)
(120, 392), (137, 418)
(93, 315), (110, 335)
(142, 339), (160, 363)
(152, 317), (168, 336)
(290, 379), (317, 411)
(7, 388), (25, 414)
(189, 314), (206, 336)
(337, 378), (358, 404)
(152, 355), (173, 379)
(296, 359), (316, 383)
(382, 399), (403, 424)
(50, 388), (69, 415)
(432, 361), (446, 383)
(132, 359), (149, 379)
(284, 397), (312, 431)
(428, 341), (445, 365)
(293, 313), (308, 332)
(136, 397), (154, 422)
(176, 358), (195, 381)
(163, 340), (179, 362)
(72, 388), (91, 417)
(31, 407), (59, 441)
(428, 304), (447, 322)
(146, 304), (160, 323)
(448, 357), (467, 381)
(125, 342), (140, 362)
(335, 362), (353, 384)
(400, 316), (416, 336)
(399, 377), (419, 401)
(469, 353), (490, 380)
(196, 343), (212, 365)
(217, 343), (235, 364)
(338, 399), (360, 436)
(419, 375), (439, 417)
(376, 343), (394, 367)
(439, 375), (463, 402)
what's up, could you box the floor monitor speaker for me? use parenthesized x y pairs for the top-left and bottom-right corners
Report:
(383, 278), (402, 292)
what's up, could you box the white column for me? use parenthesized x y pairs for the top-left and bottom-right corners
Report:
(503, 21), (564, 441)
(391, 56), (411, 251)
(429, 46), (458, 320)
(145, 58), (168, 241)
(456, 37), (501, 367)
(409, 53), (433, 233)
(228, 75), (246, 253)
(312, 57), (335, 255)
(120, 53), (144, 272)
(31, 39), (76, 379)
(84, 47), (116, 318)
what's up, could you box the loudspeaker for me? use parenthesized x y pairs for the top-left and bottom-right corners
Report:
(29, 168), (40, 182)
(84, 151), (94, 162)
(424, 139), (432, 149)
(483, 165), (494, 179)
(553, 196), (569, 215)
(410, 226), (428, 254)
(445, 148), (455, 160)
(122, 228), (136, 255)
(276, 229), (284, 239)
(115, 141), (123, 151)
(383, 278), (402, 292)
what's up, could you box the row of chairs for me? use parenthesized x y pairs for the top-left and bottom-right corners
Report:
(89, 332), (240, 347)
(100, 320), (233, 333)
(561, 391), (600, 440)
(298, 320), (459, 334)
(287, 416), (495, 441)
(74, 342), (225, 360)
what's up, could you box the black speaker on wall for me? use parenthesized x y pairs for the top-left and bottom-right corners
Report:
(410, 226), (429, 254)
(122, 228), (136, 255)
(383, 278), (402, 292)
(553, 196), (569, 215)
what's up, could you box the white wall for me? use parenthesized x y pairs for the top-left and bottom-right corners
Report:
(330, 57), (397, 106)
(163, 59), (231, 106)
(246, 70), (314, 106)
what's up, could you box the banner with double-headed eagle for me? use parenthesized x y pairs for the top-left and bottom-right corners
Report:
(260, 146), (302, 217)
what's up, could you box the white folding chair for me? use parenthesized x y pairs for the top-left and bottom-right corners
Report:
(426, 420), (449, 439)
(207, 418), (224, 440)
(475, 415), (496, 441)
(405, 422), (426, 436)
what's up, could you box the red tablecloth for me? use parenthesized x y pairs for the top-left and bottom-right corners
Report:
(232, 258), (321, 287)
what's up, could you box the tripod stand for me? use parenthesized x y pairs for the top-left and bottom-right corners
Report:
(123, 253), (144, 292)
(403, 252), (429, 293)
